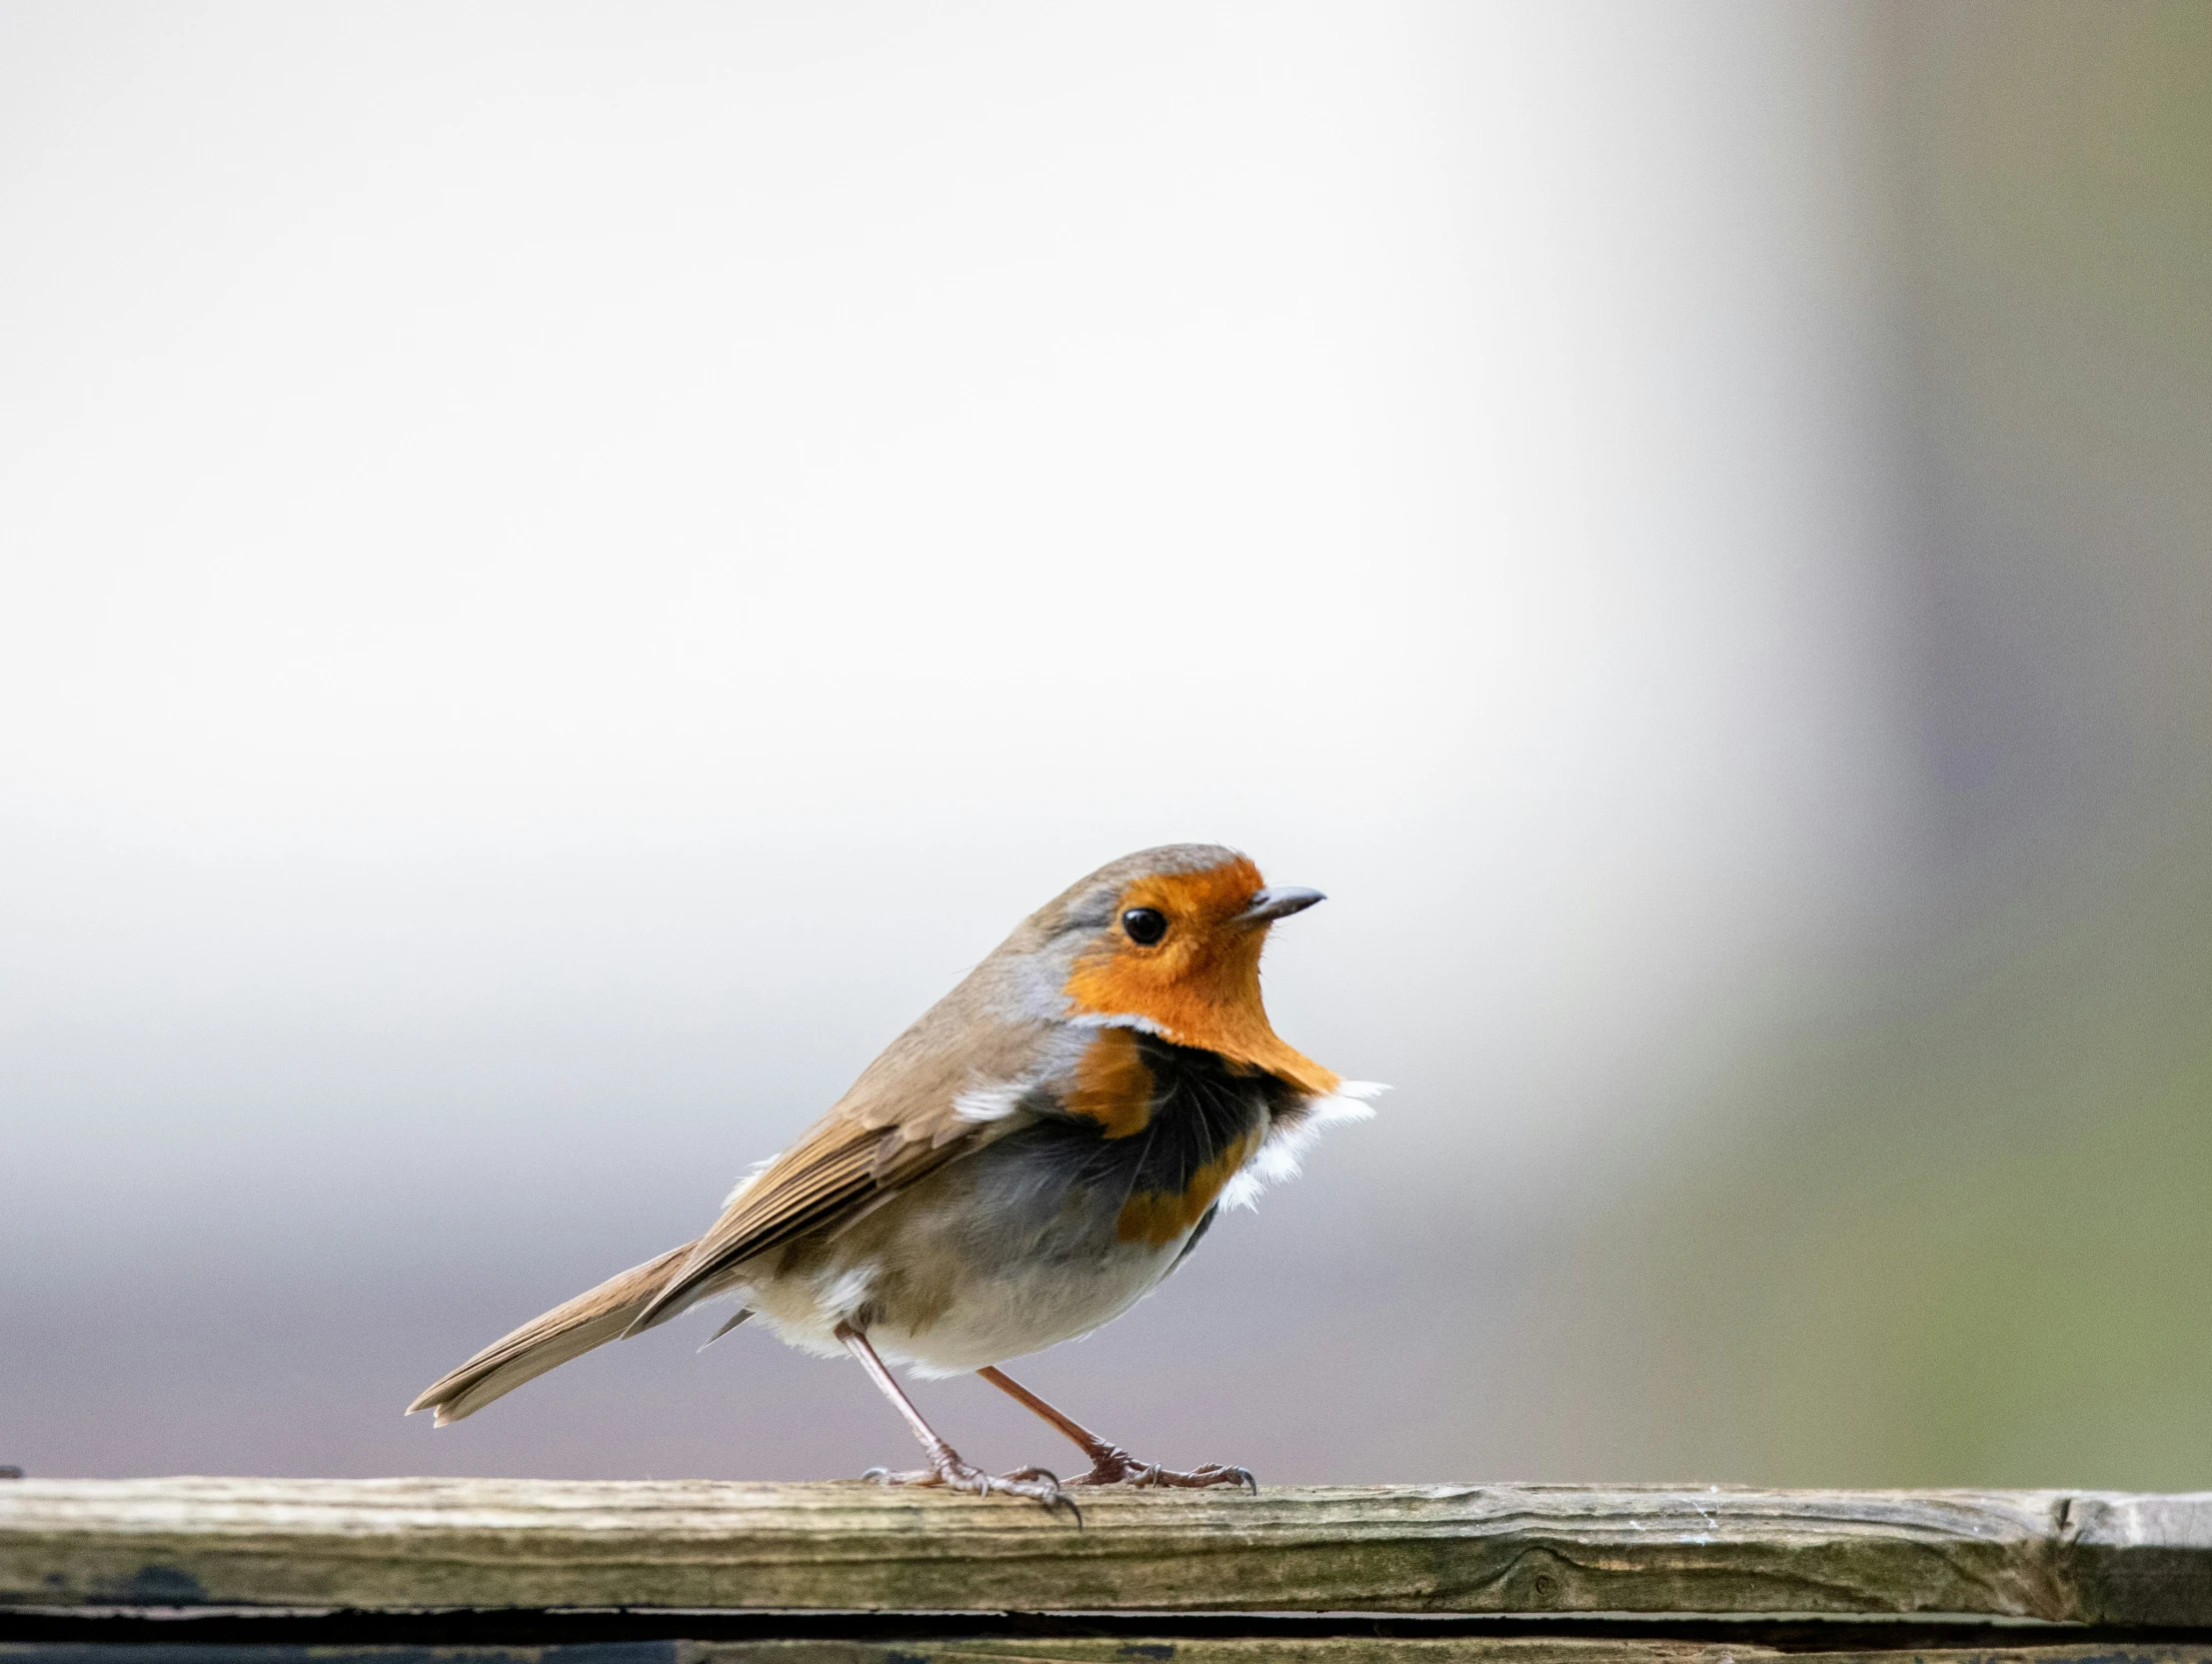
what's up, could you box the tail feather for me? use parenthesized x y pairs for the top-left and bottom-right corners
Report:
(407, 1240), (711, 1425)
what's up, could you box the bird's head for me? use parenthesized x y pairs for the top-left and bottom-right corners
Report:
(1017, 843), (1335, 1094)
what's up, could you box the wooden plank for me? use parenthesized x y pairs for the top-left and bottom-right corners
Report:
(2067, 1494), (2212, 1629)
(10, 1644), (2212, 1664)
(2, 1481), (2210, 1623)
(674, 1646), (2212, 1664)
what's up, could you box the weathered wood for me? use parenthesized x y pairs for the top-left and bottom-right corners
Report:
(10, 1647), (2212, 1664)
(715, 1646), (2212, 1664)
(3, 1481), (2209, 1625)
(684, 1647), (2212, 1664)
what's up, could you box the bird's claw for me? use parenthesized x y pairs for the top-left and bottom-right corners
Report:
(1067, 1444), (1257, 1493)
(862, 1455), (1081, 1522)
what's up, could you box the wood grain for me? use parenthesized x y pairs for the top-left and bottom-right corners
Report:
(678, 1646), (2212, 1664)
(2, 1481), (2209, 1624)
(16, 1646), (2212, 1664)
(9, 1648), (2212, 1664)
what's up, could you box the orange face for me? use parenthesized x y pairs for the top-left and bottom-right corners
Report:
(1062, 855), (1338, 1098)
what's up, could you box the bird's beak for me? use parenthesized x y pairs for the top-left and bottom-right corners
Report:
(1236, 885), (1325, 927)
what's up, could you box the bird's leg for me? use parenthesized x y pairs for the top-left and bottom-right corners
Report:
(837, 1324), (1077, 1519)
(977, 1365), (1256, 1492)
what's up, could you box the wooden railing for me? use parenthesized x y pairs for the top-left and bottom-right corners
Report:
(4, 1479), (2210, 1659)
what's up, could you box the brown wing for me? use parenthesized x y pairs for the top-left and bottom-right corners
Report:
(409, 1239), (698, 1424)
(627, 980), (1056, 1332)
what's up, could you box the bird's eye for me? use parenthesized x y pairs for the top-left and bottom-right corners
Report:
(1120, 907), (1167, 945)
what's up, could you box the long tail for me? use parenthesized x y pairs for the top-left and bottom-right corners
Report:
(406, 1240), (738, 1425)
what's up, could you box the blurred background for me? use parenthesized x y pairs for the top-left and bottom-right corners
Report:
(3, 0), (2208, 1489)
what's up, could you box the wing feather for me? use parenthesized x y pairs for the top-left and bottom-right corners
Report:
(627, 1120), (967, 1330)
(629, 997), (1060, 1331)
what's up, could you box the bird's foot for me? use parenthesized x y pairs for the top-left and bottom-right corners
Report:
(1066, 1443), (1256, 1492)
(862, 1454), (1080, 1520)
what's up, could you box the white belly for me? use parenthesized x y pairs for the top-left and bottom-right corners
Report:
(865, 1234), (1185, 1375)
(732, 1145), (1201, 1376)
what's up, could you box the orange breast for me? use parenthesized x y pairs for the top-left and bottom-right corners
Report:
(1061, 1028), (1153, 1139)
(1114, 1129), (1261, 1246)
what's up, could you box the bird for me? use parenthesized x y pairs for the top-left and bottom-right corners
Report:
(407, 843), (1379, 1510)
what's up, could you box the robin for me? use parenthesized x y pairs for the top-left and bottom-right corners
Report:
(408, 844), (1379, 1510)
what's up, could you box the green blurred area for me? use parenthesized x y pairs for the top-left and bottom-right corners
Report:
(1557, 851), (2212, 1487)
(1537, 0), (2212, 1490)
